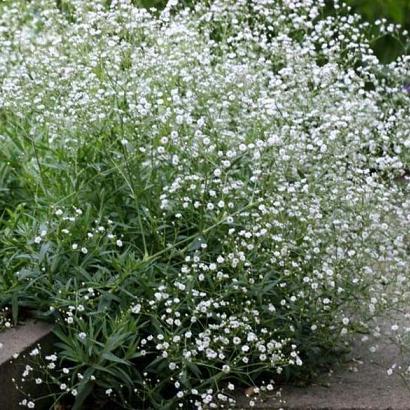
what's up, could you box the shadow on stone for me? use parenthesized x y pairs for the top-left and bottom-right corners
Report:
(0, 320), (54, 409)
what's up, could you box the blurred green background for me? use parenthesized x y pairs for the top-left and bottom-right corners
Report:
(7, 0), (408, 62)
(347, 0), (410, 61)
(136, 0), (410, 62)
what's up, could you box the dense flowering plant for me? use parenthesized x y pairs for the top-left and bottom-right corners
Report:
(0, 0), (409, 408)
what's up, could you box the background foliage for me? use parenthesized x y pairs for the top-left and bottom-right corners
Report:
(136, 0), (410, 62)
(347, 0), (410, 61)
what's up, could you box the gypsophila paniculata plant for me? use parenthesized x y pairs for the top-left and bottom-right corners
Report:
(0, 0), (409, 408)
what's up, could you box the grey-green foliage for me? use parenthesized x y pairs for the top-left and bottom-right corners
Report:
(0, 0), (408, 409)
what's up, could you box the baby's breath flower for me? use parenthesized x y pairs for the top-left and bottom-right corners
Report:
(5, 0), (410, 408)
(78, 332), (87, 340)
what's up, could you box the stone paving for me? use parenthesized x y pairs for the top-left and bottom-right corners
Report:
(237, 332), (410, 409)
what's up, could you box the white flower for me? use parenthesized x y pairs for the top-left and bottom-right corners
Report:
(1, 1), (409, 405)
(131, 304), (141, 314)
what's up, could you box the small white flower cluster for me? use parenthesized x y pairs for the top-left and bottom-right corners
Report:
(28, 207), (124, 262)
(1, 0), (408, 408)
(0, 307), (12, 330)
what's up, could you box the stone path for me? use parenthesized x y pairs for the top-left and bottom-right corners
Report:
(237, 334), (410, 409)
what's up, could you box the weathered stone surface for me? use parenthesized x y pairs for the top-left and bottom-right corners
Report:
(236, 335), (410, 409)
(0, 320), (54, 409)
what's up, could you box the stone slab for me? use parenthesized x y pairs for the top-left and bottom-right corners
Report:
(236, 334), (410, 409)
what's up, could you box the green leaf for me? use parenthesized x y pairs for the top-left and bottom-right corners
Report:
(187, 235), (206, 252)
(101, 351), (130, 366)
(72, 381), (93, 410)
(53, 327), (72, 346)
(38, 242), (51, 263)
(11, 292), (18, 325)
(97, 292), (120, 313)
